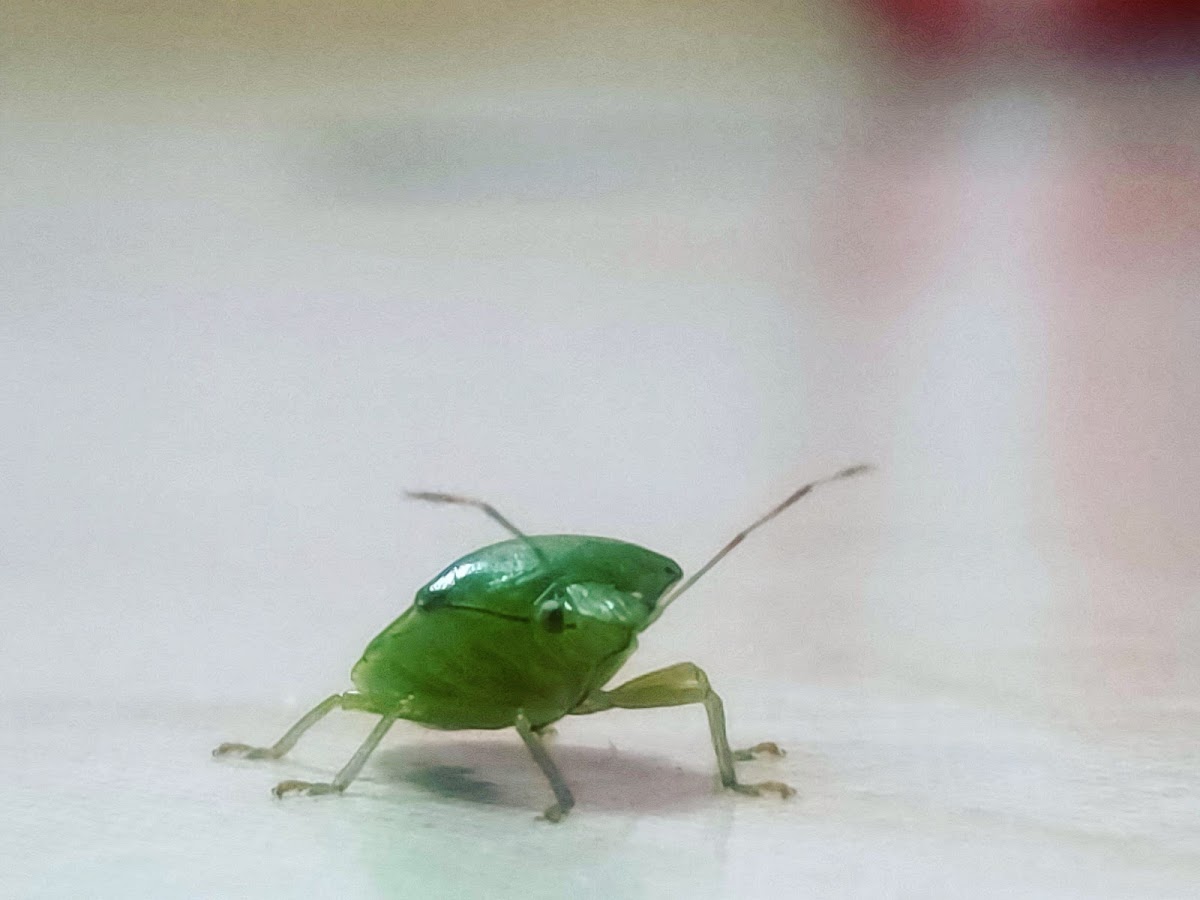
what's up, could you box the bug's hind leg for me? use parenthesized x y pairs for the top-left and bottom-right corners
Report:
(571, 662), (794, 799)
(272, 713), (398, 798)
(515, 713), (575, 822)
(214, 694), (342, 761)
(213, 690), (375, 761)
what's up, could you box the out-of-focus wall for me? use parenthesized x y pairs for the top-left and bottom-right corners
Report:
(2, 2), (1197, 741)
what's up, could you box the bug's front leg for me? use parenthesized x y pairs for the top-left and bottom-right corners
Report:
(571, 662), (794, 798)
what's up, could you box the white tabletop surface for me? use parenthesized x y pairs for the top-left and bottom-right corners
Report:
(3, 2), (1198, 897)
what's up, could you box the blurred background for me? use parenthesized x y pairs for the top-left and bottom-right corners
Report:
(3, 1), (1199, 897)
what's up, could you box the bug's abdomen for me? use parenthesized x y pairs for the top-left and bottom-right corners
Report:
(350, 607), (619, 730)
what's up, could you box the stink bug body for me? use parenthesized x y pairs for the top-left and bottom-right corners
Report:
(214, 465), (869, 821)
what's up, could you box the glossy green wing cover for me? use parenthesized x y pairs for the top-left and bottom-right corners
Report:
(410, 535), (680, 620)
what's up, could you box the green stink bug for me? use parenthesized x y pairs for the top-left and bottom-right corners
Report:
(214, 464), (870, 821)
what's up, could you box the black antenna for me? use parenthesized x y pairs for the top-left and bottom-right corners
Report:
(646, 464), (873, 625)
(405, 491), (551, 569)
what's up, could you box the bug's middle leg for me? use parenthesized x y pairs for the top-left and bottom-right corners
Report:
(515, 712), (575, 822)
(571, 662), (794, 798)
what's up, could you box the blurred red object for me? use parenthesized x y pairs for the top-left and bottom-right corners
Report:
(1065, 0), (1200, 59)
(859, 0), (1200, 62)
(863, 0), (976, 56)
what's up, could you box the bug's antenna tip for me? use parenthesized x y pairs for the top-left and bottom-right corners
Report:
(836, 463), (875, 479)
(405, 490), (451, 503)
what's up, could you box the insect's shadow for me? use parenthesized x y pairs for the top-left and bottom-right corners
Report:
(370, 739), (717, 815)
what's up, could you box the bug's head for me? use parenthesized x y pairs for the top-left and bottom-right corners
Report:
(636, 558), (684, 613)
(531, 543), (682, 643)
(612, 545), (684, 627)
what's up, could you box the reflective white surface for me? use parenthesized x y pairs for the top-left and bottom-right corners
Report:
(3, 2), (1199, 897)
(5, 685), (1199, 898)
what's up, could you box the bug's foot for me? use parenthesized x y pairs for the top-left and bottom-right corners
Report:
(729, 780), (796, 799)
(272, 779), (344, 799)
(733, 741), (785, 761)
(213, 742), (279, 760)
(538, 802), (571, 823)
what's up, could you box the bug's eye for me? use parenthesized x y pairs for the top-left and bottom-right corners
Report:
(536, 599), (567, 634)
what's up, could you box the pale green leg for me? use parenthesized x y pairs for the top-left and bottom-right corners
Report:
(272, 713), (398, 798)
(213, 691), (396, 797)
(515, 713), (575, 822)
(572, 662), (794, 798)
(213, 691), (375, 761)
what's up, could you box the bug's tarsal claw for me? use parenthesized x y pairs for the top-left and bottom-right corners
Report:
(272, 779), (343, 798)
(729, 780), (796, 799)
(213, 742), (277, 760)
(539, 803), (570, 823)
(732, 741), (785, 761)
